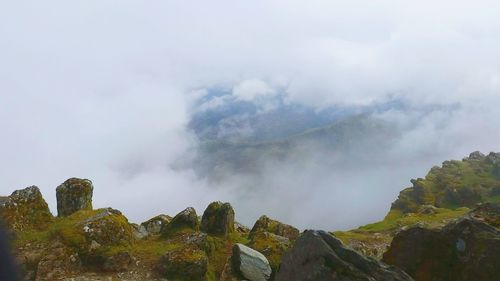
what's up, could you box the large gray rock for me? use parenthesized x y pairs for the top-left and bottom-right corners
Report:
(275, 230), (413, 281)
(232, 243), (272, 281)
(56, 178), (93, 217)
(250, 215), (299, 241)
(201, 201), (235, 237)
(0, 186), (53, 232)
(140, 214), (172, 236)
(160, 207), (200, 238)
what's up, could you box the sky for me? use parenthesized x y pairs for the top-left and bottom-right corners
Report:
(1, 1), (500, 230)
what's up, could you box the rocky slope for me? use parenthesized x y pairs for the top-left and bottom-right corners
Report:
(1, 151), (499, 281)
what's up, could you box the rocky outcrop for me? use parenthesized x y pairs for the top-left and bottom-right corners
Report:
(156, 245), (208, 281)
(248, 231), (291, 278)
(250, 215), (299, 241)
(56, 178), (93, 217)
(140, 214), (172, 236)
(383, 217), (500, 281)
(232, 243), (272, 281)
(160, 207), (200, 238)
(468, 203), (500, 227)
(0, 186), (53, 232)
(53, 208), (136, 269)
(275, 230), (413, 281)
(201, 201), (235, 237)
(102, 251), (133, 272)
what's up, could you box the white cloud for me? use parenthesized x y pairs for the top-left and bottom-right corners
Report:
(1, 0), (500, 229)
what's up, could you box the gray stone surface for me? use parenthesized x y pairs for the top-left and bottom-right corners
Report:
(232, 243), (271, 281)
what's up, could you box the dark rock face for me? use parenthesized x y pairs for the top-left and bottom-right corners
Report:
(140, 214), (172, 236)
(0, 186), (53, 232)
(383, 217), (500, 281)
(201, 201), (235, 237)
(56, 178), (93, 217)
(250, 215), (299, 241)
(468, 203), (500, 227)
(156, 245), (208, 281)
(103, 251), (133, 272)
(161, 207), (200, 238)
(275, 230), (413, 281)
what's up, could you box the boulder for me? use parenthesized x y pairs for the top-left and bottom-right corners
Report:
(0, 186), (53, 232)
(383, 217), (500, 281)
(56, 178), (93, 217)
(161, 207), (200, 238)
(250, 215), (299, 241)
(31, 241), (81, 281)
(248, 231), (291, 277)
(232, 243), (272, 281)
(201, 201), (235, 237)
(130, 223), (148, 239)
(234, 221), (250, 234)
(156, 246), (208, 281)
(275, 230), (413, 281)
(53, 208), (136, 268)
(140, 214), (172, 235)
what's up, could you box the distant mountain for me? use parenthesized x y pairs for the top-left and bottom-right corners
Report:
(192, 114), (400, 179)
(188, 89), (405, 143)
(188, 90), (405, 180)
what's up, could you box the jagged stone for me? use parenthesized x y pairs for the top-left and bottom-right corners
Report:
(156, 245), (208, 281)
(234, 221), (250, 234)
(232, 243), (272, 281)
(33, 242), (81, 281)
(467, 151), (486, 160)
(250, 215), (299, 241)
(161, 207), (200, 238)
(468, 203), (500, 227)
(56, 178), (93, 217)
(248, 231), (291, 278)
(383, 217), (500, 281)
(130, 223), (148, 239)
(140, 214), (172, 236)
(201, 201), (235, 237)
(0, 186), (53, 232)
(417, 205), (438, 215)
(275, 230), (413, 281)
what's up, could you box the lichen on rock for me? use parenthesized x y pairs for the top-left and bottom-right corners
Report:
(250, 215), (299, 241)
(201, 201), (235, 237)
(0, 185), (53, 232)
(56, 178), (93, 217)
(141, 214), (172, 236)
(156, 245), (208, 281)
(161, 207), (200, 238)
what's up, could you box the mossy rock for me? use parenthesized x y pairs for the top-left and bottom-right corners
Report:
(250, 215), (299, 241)
(391, 151), (500, 214)
(141, 214), (172, 236)
(0, 186), (53, 232)
(156, 245), (208, 281)
(161, 207), (200, 238)
(50, 208), (136, 267)
(201, 201), (235, 237)
(56, 178), (93, 217)
(383, 218), (500, 281)
(248, 231), (291, 277)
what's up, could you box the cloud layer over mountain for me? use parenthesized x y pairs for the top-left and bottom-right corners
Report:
(1, 1), (500, 229)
